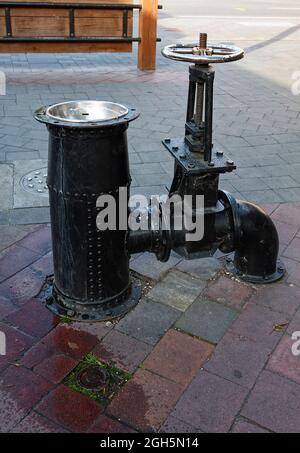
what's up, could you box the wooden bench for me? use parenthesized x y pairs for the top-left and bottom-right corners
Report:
(0, 0), (161, 70)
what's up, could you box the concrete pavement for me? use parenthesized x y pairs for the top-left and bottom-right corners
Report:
(0, 1), (300, 223)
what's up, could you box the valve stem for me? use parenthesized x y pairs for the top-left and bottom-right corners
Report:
(199, 33), (207, 50)
(194, 33), (208, 129)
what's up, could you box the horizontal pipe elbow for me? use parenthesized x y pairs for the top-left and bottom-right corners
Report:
(227, 196), (284, 283)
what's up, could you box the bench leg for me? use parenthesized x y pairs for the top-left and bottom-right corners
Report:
(138, 0), (158, 71)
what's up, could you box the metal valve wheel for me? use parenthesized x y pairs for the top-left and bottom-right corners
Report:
(162, 43), (244, 64)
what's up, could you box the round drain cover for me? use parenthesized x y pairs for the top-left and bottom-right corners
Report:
(77, 365), (108, 390)
(21, 167), (48, 197)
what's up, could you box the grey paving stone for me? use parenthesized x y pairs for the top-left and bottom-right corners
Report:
(131, 163), (165, 175)
(25, 139), (48, 152)
(0, 224), (36, 251)
(0, 134), (31, 148)
(128, 153), (141, 164)
(279, 188), (300, 202)
(176, 298), (238, 345)
(116, 298), (180, 345)
(283, 153), (300, 164)
(130, 251), (181, 280)
(0, 125), (30, 137)
(176, 257), (222, 281)
(138, 151), (171, 163)
(0, 210), (9, 225)
(272, 133), (300, 144)
(130, 185), (169, 199)
(147, 269), (206, 312)
(0, 163), (13, 210)
(9, 207), (50, 225)
(216, 135), (249, 148)
(240, 190), (284, 204)
(231, 177), (269, 192)
(135, 173), (172, 187)
(264, 176), (299, 189)
(6, 150), (40, 162)
(244, 135), (278, 146)
(13, 160), (49, 208)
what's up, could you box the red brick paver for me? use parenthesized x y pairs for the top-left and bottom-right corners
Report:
(230, 303), (288, 349)
(160, 415), (200, 433)
(88, 415), (136, 433)
(242, 370), (300, 433)
(43, 324), (98, 360)
(0, 322), (35, 373)
(0, 366), (52, 432)
(31, 252), (53, 277)
(267, 334), (300, 385)
(36, 385), (103, 432)
(283, 237), (300, 262)
(205, 275), (253, 310)
(12, 411), (68, 433)
(231, 418), (270, 433)
(172, 369), (248, 433)
(34, 353), (77, 385)
(0, 244), (39, 279)
(18, 226), (52, 256)
(93, 330), (152, 374)
(143, 329), (214, 387)
(0, 296), (16, 320)
(4, 298), (59, 338)
(107, 369), (184, 432)
(205, 331), (272, 389)
(21, 342), (57, 369)
(0, 267), (43, 306)
(249, 283), (300, 316)
(283, 257), (300, 286)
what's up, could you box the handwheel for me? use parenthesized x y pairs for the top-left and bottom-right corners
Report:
(162, 43), (244, 64)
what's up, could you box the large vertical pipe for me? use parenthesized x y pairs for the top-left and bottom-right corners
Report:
(35, 101), (140, 321)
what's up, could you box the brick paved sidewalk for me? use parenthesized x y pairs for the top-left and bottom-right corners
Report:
(0, 202), (300, 433)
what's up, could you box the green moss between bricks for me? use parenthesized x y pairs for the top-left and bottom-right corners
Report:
(58, 316), (74, 325)
(64, 354), (131, 406)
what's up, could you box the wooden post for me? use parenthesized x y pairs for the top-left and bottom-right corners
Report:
(138, 0), (158, 71)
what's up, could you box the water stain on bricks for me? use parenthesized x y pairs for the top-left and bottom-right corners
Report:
(108, 378), (152, 432)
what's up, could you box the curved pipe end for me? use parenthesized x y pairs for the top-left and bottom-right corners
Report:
(220, 192), (286, 284)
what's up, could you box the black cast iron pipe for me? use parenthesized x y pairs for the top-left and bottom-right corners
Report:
(218, 191), (284, 283)
(128, 190), (285, 285)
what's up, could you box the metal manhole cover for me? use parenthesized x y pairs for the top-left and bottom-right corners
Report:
(77, 365), (109, 390)
(20, 167), (48, 197)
